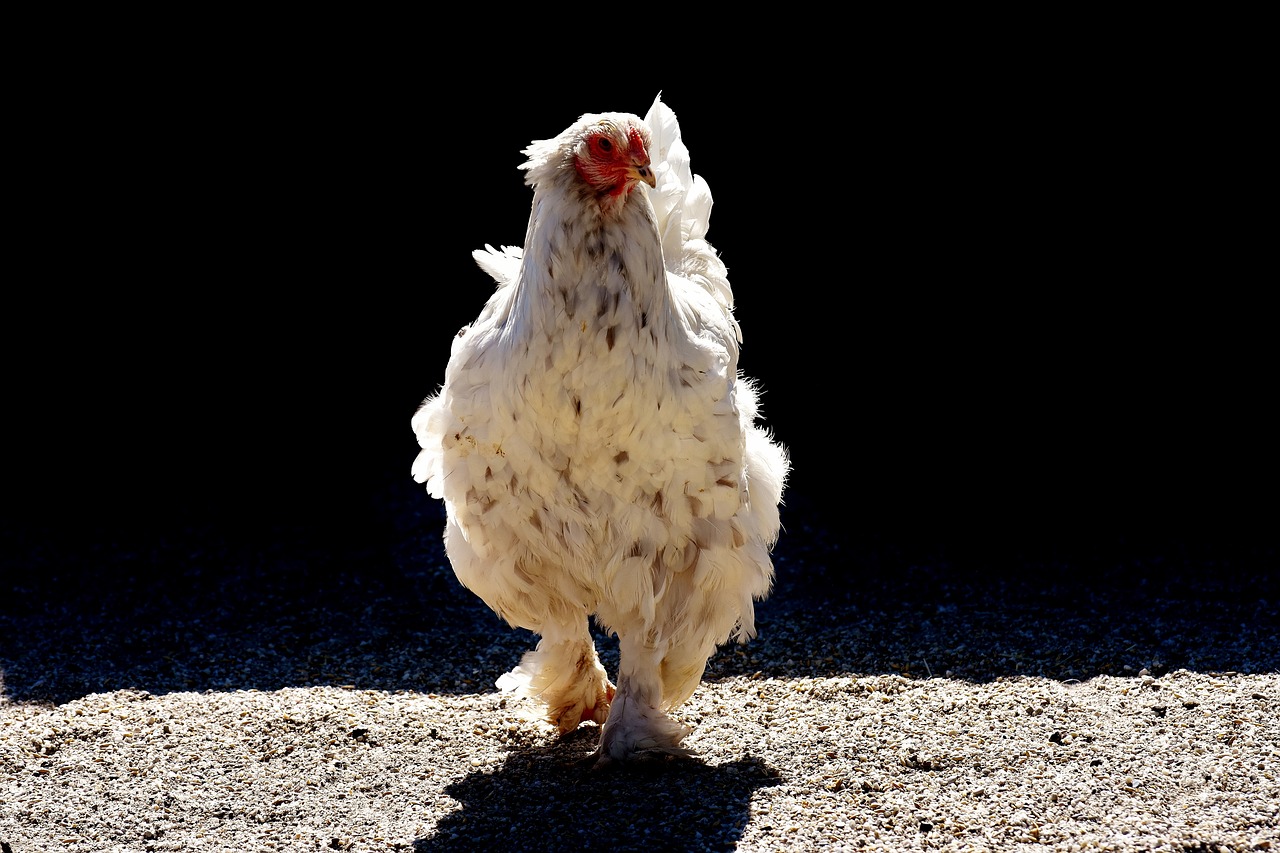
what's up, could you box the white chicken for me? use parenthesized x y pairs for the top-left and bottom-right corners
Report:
(411, 95), (788, 765)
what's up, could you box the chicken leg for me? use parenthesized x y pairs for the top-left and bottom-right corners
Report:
(496, 621), (614, 733)
(593, 633), (693, 766)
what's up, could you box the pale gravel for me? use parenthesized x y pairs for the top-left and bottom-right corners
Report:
(2, 489), (1277, 852)
(1, 672), (1276, 852)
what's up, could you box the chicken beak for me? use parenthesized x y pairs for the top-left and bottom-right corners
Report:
(630, 163), (657, 188)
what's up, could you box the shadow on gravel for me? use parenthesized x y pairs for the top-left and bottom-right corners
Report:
(414, 732), (781, 852)
(1, 485), (1276, 704)
(0, 486), (532, 705)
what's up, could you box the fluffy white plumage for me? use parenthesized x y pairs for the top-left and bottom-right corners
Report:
(411, 95), (789, 765)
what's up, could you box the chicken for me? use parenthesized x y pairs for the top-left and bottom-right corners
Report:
(411, 95), (789, 766)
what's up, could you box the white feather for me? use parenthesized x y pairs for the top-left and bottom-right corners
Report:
(644, 95), (739, 341)
(471, 243), (523, 285)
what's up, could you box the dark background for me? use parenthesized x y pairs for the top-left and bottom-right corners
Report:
(5, 27), (1273, 576)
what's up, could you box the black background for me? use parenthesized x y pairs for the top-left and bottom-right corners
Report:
(5, 25), (1273, 571)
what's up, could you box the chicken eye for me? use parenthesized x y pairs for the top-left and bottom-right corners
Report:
(595, 136), (613, 153)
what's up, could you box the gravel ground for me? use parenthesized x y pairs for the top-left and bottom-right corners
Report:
(2, 487), (1277, 851)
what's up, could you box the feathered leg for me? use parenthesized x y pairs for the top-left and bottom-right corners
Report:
(658, 641), (715, 712)
(496, 621), (614, 734)
(593, 633), (693, 767)
(438, 522), (613, 734)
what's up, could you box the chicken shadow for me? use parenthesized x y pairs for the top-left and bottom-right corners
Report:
(413, 732), (781, 852)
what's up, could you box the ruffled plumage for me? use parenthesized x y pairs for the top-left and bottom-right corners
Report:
(411, 94), (789, 765)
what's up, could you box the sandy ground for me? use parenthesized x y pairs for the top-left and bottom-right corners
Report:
(2, 490), (1276, 851)
(1, 671), (1277, 852)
